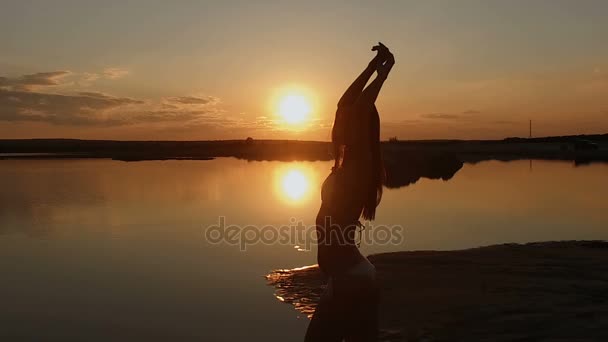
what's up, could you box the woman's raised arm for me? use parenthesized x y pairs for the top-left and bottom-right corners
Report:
(354, 52), (394, 110)
(337, 43), (388, 109)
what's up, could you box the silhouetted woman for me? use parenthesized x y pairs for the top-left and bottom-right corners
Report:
(305, 43), (394, 341)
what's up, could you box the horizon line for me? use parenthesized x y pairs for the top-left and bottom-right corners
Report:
(1, 133), (607, 144)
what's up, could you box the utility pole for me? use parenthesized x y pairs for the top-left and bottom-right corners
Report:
(529, 120), (532, 139)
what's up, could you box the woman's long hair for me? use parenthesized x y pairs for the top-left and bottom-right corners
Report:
(331, 105), (385, 221)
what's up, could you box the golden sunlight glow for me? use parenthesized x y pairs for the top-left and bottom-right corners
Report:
(278, 95), (311, 124)
(270, 85), (317, 129)
(282, 169), (308, 200)
(273, 164), (317, 205)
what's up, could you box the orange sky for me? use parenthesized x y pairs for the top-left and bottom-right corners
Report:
(1, 1), (607, 140)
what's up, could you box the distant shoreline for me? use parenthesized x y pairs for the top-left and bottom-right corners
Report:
(2, 135), (606, 190)
(1, 133), (607, 164)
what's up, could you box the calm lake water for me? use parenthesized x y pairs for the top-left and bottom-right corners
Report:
(1, 158), (607, 341)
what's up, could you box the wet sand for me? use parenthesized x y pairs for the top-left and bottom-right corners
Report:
(267, 241), (608, 341)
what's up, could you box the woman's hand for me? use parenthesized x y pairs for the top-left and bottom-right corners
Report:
(377, 51), (395, 79)
(368, 42), (390, 69)
(371, 42), (389, 55)
(370, 42), (394, 78)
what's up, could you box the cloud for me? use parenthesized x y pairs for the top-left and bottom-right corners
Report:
(0, 88), (235, 127)
(81, 72), (100, 82)
(76, 72), (101, 87)
(102, 67), (129, 80)
(77, 91), (114, 98)
(0, 89), (145, 125)
(420, 113), (461, 120)
(420, 110), (481, 120)
(0, 72), (230, 128)
(0, 71), (295, 138)
(164, 95), (219, 105)
(0, 71), (71, 91)
(74, 68), (130, 87)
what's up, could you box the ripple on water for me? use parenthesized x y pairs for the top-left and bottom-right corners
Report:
(265, 264), (325, 318)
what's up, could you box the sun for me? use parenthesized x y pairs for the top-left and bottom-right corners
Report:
(278, 94), (311, 124)
(270, 85), (316, 128)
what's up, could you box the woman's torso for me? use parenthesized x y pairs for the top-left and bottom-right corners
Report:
(315, 164), (369, 276)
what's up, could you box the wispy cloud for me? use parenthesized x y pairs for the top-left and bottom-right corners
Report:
(0, 71), (71, 91)
(420, 110), (480, 120)
(81, 72), (100, 82)
(102, 67), (129, 80)
(0, 72), (245, 129)
(420, 113), (461, 120)
(75, 72), (101, 87)
(0, 89), (143, 125)
(0, 88), (235, 127)
(164, 95), (219, 106)
(0, 68), (131, 92)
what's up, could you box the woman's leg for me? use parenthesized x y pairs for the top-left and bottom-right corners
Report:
(340, 276), (380, 342)
(304, 282), (345, 342)
(343, 282), (379, 342)
(305, 276), (378, 341)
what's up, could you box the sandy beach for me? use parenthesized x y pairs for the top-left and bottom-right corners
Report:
(267, 241), (608, 341)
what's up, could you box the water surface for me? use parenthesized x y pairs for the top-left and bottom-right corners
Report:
(1, 158), (607, 341)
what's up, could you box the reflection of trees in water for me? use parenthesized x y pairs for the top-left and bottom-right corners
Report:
(383, 152), (463, 189)
(235, 143), (465, 189)
(574, 158), (608, 166)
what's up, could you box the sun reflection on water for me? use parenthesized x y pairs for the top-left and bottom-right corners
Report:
(274, 164), (317, 205)
(282, 170), (308, 200)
